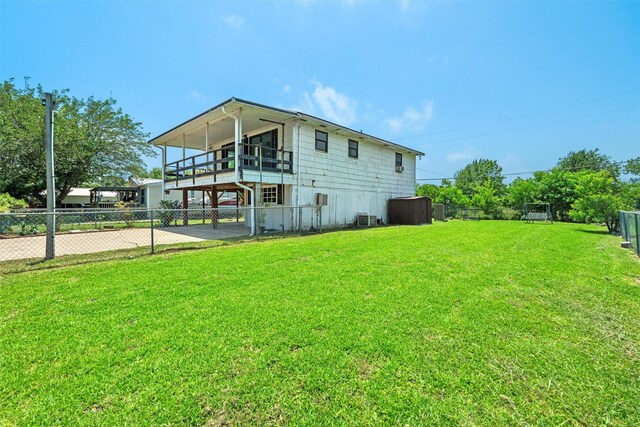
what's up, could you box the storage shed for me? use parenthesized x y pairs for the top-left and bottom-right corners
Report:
(388, 196), (432, 225)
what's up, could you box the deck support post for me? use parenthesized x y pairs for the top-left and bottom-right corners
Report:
(182, 190), (189, 225)
(211, 185), (218, 229)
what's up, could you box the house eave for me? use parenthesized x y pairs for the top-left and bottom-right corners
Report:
(148, 97), (425, 156)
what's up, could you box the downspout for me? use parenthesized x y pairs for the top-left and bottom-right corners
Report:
(222, 106), (255, 235)
(295, 120), (301, 209)
(160, 144), (166, 201)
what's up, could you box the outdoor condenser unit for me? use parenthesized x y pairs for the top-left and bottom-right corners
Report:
(357, 214), (377, 227)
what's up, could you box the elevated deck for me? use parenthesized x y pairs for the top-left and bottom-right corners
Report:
(164, 143), (293, 190)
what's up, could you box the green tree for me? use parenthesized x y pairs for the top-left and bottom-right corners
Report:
(568, 171), (629, 232)
(437, 186), (470, 207)
(624, 157), (640, 183)
(535, 170), (579, 221)
(507, 177), (540, 210)
(454, 159), (506, 198)
(0, 79), (154, 206)
(416, 183), (439, 199)
(471, 180), (502, 218)
(556, 148), (620, 178)
(143, 167), (163, 179)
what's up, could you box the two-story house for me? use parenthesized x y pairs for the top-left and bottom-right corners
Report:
(150, 98), (424, 233)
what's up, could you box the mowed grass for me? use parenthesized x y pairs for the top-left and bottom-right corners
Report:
(1, 221), (639, 426)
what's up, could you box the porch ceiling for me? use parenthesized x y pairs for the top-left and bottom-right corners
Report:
(151, 100), (295, 150)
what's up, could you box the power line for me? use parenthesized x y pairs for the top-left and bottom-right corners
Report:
(416, 160), (632, 182)
(395, 88), (640, 142)
(410, 104), (640, 148)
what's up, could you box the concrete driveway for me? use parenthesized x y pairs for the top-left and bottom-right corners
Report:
(0, 222), (248, 261)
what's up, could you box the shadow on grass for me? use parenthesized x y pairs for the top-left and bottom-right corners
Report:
(576, 228), (614, 235)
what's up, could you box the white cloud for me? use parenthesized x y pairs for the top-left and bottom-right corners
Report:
(386, 101), (434, 132)
(283, 85), (291, 94)
(223, 14), (244, 28)
(398, 0), (410, 10)
(188, 90), (209, 103)
(296, 81), (357, 126)
(446, 146), (479, 162)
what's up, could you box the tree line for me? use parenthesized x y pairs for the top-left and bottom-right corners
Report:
(0, 79), (156, 207)
(417, 150), (640, 232)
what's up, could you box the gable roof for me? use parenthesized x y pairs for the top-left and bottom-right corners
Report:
(129, 177), (162, 187)
(149, 97), (425, 156)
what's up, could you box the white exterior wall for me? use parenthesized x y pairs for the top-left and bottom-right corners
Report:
(293, 122), (417, 227)
(144, 182), (183, 209)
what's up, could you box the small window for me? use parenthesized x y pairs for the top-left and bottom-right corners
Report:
(262, 187), (277, 204)
(348, 139), (358, 159)
(395, 153), (403, 167)
(315, 130), (328, 152)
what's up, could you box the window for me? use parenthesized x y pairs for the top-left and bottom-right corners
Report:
(395, 153), (403, 167)
(249, 129), (278, 169)
(221, 143), (235, 170)
(315, 130), (328, 152)
(261, 185), (284, 204)
(348, 139), (358, 159)
(262, 187), (277, 204)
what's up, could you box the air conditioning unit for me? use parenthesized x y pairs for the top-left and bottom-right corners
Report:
(395, 166), (404, 172)
(316, 193), (328, 206)
(357, 214), (377, 227)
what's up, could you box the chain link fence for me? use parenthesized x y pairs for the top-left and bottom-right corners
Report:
(619, 211), (639, 256)
(443, 205), (523, 220)
(0, 206), (322, 262)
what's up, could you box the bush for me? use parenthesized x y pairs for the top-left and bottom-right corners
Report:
(115, 201), (136, 227)
(0, 193), (28, 213)
(18, 221), (38, 236)
(157, 199), (180, 227)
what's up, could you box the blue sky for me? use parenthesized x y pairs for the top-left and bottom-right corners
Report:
(2, 0), (639, 182)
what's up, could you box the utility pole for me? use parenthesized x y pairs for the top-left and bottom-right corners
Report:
(43, 93), (56, 259)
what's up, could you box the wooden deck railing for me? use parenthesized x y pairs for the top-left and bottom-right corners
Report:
(164, 144), (293, 185)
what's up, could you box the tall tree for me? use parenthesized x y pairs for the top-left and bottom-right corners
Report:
(454, 159), (506, 198)
(471, 179), (502, 218)
(507, 177), (540, 210)
(568, 171), (631, 232)
(555, 148), (620, 178)
(416, 183), (439, 199)
(0, 79), (155, 205)
(534, 170), (579, 221)
(624, 157), (640, 183)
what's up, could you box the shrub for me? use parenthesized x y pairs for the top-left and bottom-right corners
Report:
(18, 221), (38, 236)
(157, 199), (180, 227)
(0, 193), (28, 213)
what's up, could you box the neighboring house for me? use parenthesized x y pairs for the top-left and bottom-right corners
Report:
(150, 97), (424, 232)
(37, 188), (118, 208)
(128, 177), (182, 209)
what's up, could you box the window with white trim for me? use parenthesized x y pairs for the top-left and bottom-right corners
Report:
(262, 186), (278, 204)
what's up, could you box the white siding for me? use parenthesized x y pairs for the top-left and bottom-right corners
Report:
(145, 183), (183, 209)
(293, 123), (416, 226)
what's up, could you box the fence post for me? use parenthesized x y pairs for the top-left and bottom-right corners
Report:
(635, 214), (639, 257)
(44, 93), (56, 260)
(150, 210), (155, 254)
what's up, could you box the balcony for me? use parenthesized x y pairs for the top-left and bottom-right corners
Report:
(164, 143), (293, 186)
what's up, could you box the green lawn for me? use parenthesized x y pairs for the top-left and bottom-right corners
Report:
(1, 221), (639, 425)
